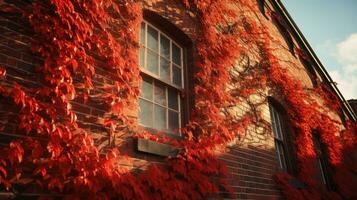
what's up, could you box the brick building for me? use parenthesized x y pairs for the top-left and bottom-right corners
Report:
(0, 0), (356, 199)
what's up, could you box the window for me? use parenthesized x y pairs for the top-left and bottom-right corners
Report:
(269, 104), (287, 171)
(269, 101), (299, 174)
(138, 21), (184, 134)
(271, 12), (295, 54)
(257, 0), (267, 18)
(297, 51), (319, 86)
(312, 133), (335, 190)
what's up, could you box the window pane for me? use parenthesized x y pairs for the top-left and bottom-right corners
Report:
(173, 65), (182, 87)
(140, 22), (145, 45)
(160, 35), (170, 59)
(275, 140), (282, 168)
(154, 82), (166, 106)
(147, 25), (158, 52)
(147, 50), (159, 75)
(139, 99), (153, 127)
(139, 47), (145, 68)
(160, 57), (170, 81)
(274, 112), (283, 139)
(168, 88), (178, 110)
(154, 105), (166, 130)
(275, 140), (286, 170)
(271, 110), (279, 137)
(140, 76), (153, 100)
(278, 143), (286, 170)
(172, 43), (181, 65)
(169, 110), (179, 130)
(318, 158), (327, 185)
(270, 106), (283, 140)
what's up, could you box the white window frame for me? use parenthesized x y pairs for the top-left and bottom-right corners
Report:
(139, 20), (184, 89)
(138, 20), (185, 135)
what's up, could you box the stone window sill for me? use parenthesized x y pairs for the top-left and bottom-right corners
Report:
(135, 138), (179, 157)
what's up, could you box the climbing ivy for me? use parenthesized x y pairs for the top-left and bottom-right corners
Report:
(0, 0), (356, 199)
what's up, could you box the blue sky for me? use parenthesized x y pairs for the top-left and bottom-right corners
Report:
(283, 0), (357, 99)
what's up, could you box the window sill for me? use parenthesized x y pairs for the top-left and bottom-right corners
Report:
(135, 138), (179, 157)
(140, 125), (182, 139)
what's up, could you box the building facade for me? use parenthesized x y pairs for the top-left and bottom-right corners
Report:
(0, 0), (356, 199)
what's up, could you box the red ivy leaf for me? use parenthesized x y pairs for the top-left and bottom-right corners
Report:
(0, 66), (6, 78)
(34, 167), (46, 177)
(71, 59), (78, 71)
(9, 142), (24, 164)
(0, 166), (7, 177)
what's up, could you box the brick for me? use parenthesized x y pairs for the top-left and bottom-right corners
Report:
(0, 54), (7, 64)
(72, 102), (91, 115)
(0, 1), (349, 199)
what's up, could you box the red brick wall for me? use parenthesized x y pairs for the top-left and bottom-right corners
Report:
(0, 0), (341, 199)
(0, 4), (39, 144)
(219, 146), (282, 199)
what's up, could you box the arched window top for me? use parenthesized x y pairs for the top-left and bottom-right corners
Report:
(271, 11), (295, 55)
(268, 97), (287, 115)
(257, 0), (267, 18)
(297, 49), (319, 86)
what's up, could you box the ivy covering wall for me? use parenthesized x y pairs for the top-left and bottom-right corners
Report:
(0, 0), (356, 199)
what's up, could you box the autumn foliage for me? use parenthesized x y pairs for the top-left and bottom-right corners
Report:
(0, 0), (356, 199)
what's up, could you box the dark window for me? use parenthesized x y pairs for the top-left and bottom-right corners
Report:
(297, 49), (318, 86)
(257, 0), (267, 18)
(269, 100), (297, 174)
(271, 12), (295, 54)
(312, 133), (335, 190)
(269, 103), (287, 171)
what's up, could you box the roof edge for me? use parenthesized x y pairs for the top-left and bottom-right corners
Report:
(269, 0), (357, 122)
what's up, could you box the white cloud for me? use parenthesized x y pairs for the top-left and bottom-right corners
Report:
(337, 34), (357, 65)
(316, 39), (338, 57)
(328, 33), (357, 100)
(329, 69), (357, 100)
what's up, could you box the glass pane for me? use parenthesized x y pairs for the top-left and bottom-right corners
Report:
(139, 47), (145, 68)
(160, 57), (170, 81)
(147, 50), (159, 75)
(173, 65), (182, 87)
(140, 22), (145, 45)
(168, 88), (178, 110)
(274, 140), (283, 169)
(147, 25), (158, 52)
(318, 159), (327, 184)
(154, 82), (166, 106)
(275, 112), (283, 139)
(278, 143), (286, 170)
(270, 108), (278, 137)
(154, 105), (166, 130)
(139, 99), (153, 127)
(140, 76), (153, 100)
(160, 35), (170, 59)
(169, 111), (179, 130)
(172, 43), (181, 65)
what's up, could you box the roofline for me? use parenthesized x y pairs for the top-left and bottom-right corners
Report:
(269, 0), (357, 122)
